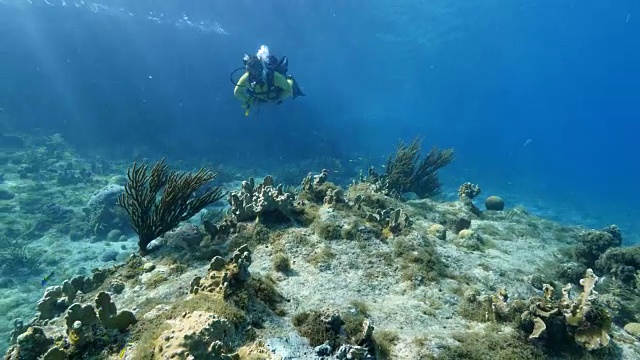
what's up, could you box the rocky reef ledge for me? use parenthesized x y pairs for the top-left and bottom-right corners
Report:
(4, 161), (640, 359)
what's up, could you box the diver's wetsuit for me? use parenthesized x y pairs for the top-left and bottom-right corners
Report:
(234, 71), (294, 105)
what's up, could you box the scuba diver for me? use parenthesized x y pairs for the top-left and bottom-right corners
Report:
(232, 45), (305, 116)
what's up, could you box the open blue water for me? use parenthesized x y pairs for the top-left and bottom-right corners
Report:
(1, 0), (638, 230)
(0, 0), (637, 222)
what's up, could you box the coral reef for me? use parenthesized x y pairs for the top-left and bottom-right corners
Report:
(162, 223), (207, 252)
(453, 228), (483, 250)
(115, 243), (284, 359)
(292, 308), (381, 358)
(596, 245), (640, 280)
(365, 207), (412, 236)
(575, 226), (623, 268)
(4, 326), (53, 360)
(95, 291), (137, 330)
(63, 291), (136, 349)
(190, 244), (253, 299)
(5, 291), (135, 359)
(520, 269), (612, 351)
(459, 270), (616, 358)
(299, 169), (342, 205)
(117, 159), (227, 254)
(154, 311), (236, 359)
(427, 223), (447, 240)
(3, 144), (640, 360)
(228, 176), (296, 223)
(36, 269), (113, 321)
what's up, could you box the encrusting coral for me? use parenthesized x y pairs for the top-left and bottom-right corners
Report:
(147, 244), (283, 359)
(154, 311), (236, 359)
(190, 244), (253, 299)
(117, 158), (227, 254)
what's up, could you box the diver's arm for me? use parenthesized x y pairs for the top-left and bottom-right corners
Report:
(234, 72), (250, 104)
(273, 72), (293, 100)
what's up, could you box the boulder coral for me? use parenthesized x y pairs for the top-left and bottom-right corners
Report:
(484, 195), (505, 211)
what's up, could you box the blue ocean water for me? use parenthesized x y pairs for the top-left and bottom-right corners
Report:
(0, 0), (639, 352)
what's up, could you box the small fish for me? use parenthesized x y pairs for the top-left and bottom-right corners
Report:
(119, 347), (127, 358)
(523, 138), (532, 147)
(41, 271), (55, 286)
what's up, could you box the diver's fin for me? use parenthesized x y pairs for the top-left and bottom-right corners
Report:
(293, 84), (305, 98)
(289, 75), (306, 98)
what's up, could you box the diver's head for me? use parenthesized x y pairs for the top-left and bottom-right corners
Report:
(245, 55), (264, 83)
(244, 45), (271, 83)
